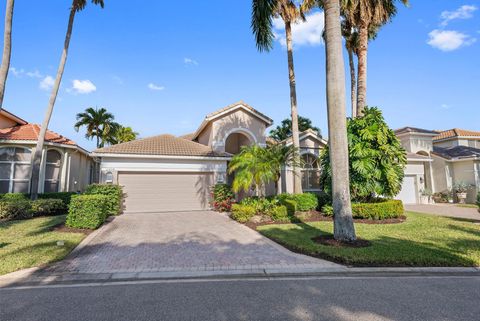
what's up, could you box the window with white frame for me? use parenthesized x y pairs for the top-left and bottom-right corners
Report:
(44, 150), (62, 193)
(0, 147), (32, 193)
(301, 153), (321, 191)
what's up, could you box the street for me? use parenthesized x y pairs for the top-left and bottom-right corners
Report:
(1, 274), (479, 321)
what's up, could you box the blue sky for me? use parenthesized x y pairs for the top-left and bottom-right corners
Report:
(1, 0), (479, 150)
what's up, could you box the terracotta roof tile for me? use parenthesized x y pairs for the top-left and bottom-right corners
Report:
(0, 124), (76, 145)
(179, 133), (195, 141)
(94, 134), (229, 157)
(434, 128), (480, 141)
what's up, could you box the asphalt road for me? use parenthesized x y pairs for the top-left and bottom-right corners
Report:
(1, 275), (479, 321)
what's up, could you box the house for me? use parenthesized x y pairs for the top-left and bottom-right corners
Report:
(0, 109), (94, 194)
(93, 101), (328, 212)
(395, 127), (480, 204)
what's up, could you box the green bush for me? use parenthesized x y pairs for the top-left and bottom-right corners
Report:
(66, 195), (109, 229)
(267, 205), (290, 222)
(230, 204), (256, 223)
(281, 199), (297, 216)
(38, 192), (77, 208)
(0, 193), (28, 201)
(31, 199), (65, 216)
(477, 192), (480, 213)
(292, 193), (318, 211)
(211, 184), (235, 212)
(240, 196), (279, 214)
(322, 200), (404, 220)
(85, 184), (123, 216)
(0, 200), (32, 220)
(315, 192), (331, 210)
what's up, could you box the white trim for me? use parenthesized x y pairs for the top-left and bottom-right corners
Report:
(115, 168), (216, 173)
(91, 153), (231, 161)
(222, 127), (258, 145)
(407, 158), (433, 162)
(0, 140), (90, 155)
(285, 132), (328, 147)
(395, 132), (438, 138)
(433, 136), (480, 143)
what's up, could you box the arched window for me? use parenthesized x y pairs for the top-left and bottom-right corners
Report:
(301, 153), (321, 191)
(0, 147), (32, 193)
(44, 150), (62, 193)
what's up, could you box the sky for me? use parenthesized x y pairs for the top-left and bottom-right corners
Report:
(1, 0), (479, 151)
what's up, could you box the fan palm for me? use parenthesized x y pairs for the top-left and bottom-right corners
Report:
(0, 0), (14, 110)
(74, 107), (119, 148)
(251, 0), (304, 194)
(108, 125), (139, 145)
(30, 0), (104, 199)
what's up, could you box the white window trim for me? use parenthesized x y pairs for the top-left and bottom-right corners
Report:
(0, 147), (32, 193)
(301, 153), (321, 192)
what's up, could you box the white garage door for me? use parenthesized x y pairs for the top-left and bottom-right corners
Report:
(396, 175), (417, 204)
(118, 172), (214, 213)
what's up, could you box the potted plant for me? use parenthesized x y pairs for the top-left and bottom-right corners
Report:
(420, 188), (433, 204)
(453, 181), (469, 204)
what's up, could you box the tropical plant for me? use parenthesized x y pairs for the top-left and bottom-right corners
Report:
(323, 0), (356, 241)
(74, 107), (119, 148)
(251, 0), (304, 193)
(108, 125), (139, 145)
(228, 144), (298, 195)
(30, 0), (105, 200)
(269, 116), (321, 141)
(0, 0), (14, 110)
(211, 184), (236, 212)
(453, 181), (469, 194)
(320, 107), (407, 202)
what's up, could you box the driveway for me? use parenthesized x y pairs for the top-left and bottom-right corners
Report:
(47, 211), (338, 274)
(405, 204), (479, 221)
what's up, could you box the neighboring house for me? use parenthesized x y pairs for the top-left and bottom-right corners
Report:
(395, 127), (480, 204)
(0, 109), (93, 194)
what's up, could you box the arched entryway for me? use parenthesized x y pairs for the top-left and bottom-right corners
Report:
(224, 130), (255, 198)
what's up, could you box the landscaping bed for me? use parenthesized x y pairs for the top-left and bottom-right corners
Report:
(257, 211), (480, 267)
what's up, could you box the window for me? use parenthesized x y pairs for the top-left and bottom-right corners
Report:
(301, 153), (321, 191)
(44, 150), (62, 193)
(0, 147), (32, 193)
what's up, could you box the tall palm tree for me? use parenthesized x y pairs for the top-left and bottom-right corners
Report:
(74, 107), (118, 148)
(251, 0), (304, 194)
(108, 125), (139, 145)
(341, 19), (358, 118)
(30, 0), (104, 199)
(324, 0), (356, 241)
(0, 0), (14, 110)
(342, 0), (408, 115)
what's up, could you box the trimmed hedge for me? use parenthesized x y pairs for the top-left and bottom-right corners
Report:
(267, 205), (289, 222)
(66, 195), (109, 229)
(231, 204), (256, 223)
(293, 193), (319, 211)
(31, 199), (65, 216)
(0, 193), (28, 201)
(85, 184), (123, 216)
(0, 200), (32, 220)
(322, 200), (404, 220)
(38, 192), (77, 208)
(281, 199), (297, 216)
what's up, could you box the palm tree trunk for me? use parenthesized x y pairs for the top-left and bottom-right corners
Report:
(347, 48), (357, 118)
(0, 0), (14, 109)
(30, 5), (76, 199)
(356, 22), (368, 116)
(324, 0), (356, 242)
(285, 20), (302, 194)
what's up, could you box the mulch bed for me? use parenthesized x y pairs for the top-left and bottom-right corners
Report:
(52, 223), (93, 235)
(311, 235), (372, 248)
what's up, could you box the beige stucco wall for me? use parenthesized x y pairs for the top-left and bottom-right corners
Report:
(0, 114), (18, 129)
(404, 135), (434, 154)
(431, 155), (449, 192)
(451, 160), (477, 203)
(196, 122), (212, 146)
(68, 151), (92, 192)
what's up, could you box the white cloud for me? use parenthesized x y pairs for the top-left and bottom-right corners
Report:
(441, 103), (451, 109)
(273, 11), (324, 47)
(10, 67), (25, 77)
(148, 83), (165, 91)
(70, 79), (96, 94)
(427, 29), (476, 51)
(26, 70), (43, 78)
(440, 5), (477, 26)
(184, 58), (198, 66)
(39, 75), (55, 91)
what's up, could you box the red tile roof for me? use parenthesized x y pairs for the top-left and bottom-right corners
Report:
(0, 123), (76, 145)
(434, 128), (480, 141)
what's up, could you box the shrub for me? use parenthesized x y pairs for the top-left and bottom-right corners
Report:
(0, 193), (28, 201)
(230, 204), (256, 223)
(315, 192), (331, 210)
(31, 199), (65, 216)
(66, 195), (109, 229)
(38, 192), (77, 208)
(0, 200), (32, 220)
(211, 184), (235, 212)
(267, 205), (290, 222)
(292, 193), (318, 211)
(85, 184), (123, 216)
(322, 200), (404, 220)
(281, 199), (297, 216)
(477, 192), (480, 213)
(240, 196), (279, 214)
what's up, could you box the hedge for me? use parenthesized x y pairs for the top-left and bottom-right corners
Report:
(293, 193), (318, 211)
(0, 200), (32, 220)
(66, 195), (109, 229)
(322, 200), (404, 220)
(0, 193), (28, 201)
(231, 204), (256, 223)
(280, 199), (297, 216)
(85, 184), (123, 216)
(477, 192), (480, 213)
(31, 199), (65, 216)
(38, 192), (77, 208)
(267, 205), (289, 222)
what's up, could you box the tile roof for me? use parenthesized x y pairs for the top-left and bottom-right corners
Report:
(0, 123), (76, 145)
(94, 134), (230, 157)
(394, 127), (439, 135)
(179, 133), (195, 141)
(205, 100), (273, 124)
(432, 146), (480, 160)
(433, 128), (480, 141)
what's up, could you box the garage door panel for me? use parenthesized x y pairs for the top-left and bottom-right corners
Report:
(118, 172), (213, 213)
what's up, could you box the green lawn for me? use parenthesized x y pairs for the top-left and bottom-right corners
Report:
(0, 215), (86, 275)
(456, 204), (478, 209)
(258, 212), (480, 267)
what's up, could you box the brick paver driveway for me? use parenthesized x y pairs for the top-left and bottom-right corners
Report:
(50, 211), (338, 274)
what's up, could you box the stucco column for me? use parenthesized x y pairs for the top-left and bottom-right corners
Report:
(428, 161), (435, 193)
(60, 151), (69, 192)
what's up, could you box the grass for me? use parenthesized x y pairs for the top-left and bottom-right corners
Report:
(456, 204), (479, 209)
(0, 215), (85, 275)
(257, 212), (480, 267)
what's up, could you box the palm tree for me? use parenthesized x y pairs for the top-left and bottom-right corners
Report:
(74, 107), (118, 148)
(251, 0), (304, 194)
(342, 0), (408, 115)
(324, 0), (356, 241)
(341, 19), (358, 118)
(30, 0), (104, 199)
(0, 0), (14, 110)
(108, 125), (139, 145)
